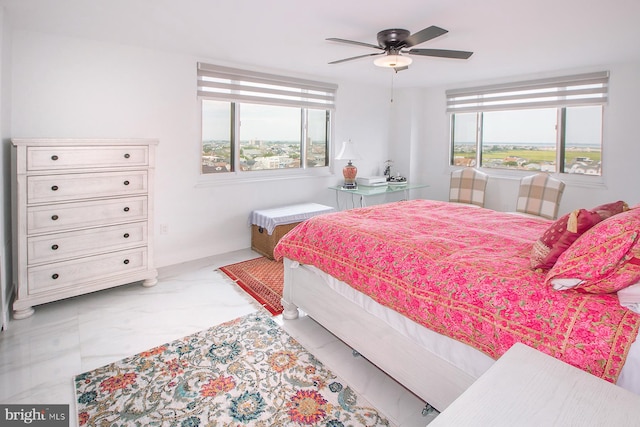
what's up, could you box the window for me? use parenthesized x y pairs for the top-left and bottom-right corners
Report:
(198, 63), (336, 175)
(448, 72), (608, 175)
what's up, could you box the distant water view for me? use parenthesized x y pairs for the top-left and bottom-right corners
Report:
(455, 141), (601, 149)
(453, 141), (601, 175)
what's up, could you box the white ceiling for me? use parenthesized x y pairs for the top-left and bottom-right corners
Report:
(2, 0), (639, 88)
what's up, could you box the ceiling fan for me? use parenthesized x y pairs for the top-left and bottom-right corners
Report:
(327, 26), (473, 71)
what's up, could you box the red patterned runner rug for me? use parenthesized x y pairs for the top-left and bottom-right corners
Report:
(219, 257), (284, 315)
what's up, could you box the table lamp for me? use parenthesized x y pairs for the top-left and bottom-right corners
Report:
(335, 140), (361, 189)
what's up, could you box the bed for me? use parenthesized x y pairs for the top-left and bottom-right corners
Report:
(273, 199), (640, 411)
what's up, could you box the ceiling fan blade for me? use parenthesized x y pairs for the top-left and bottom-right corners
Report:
(403, 26), (448, 47)
(408, 48), (474, 59)
(328, 52), (385, 64)
(326, 37), (383, 50)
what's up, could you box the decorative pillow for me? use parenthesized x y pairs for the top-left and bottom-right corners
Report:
(530, 208), (602, 270)
(591, 200), (629, 219)
(545, 207), (640, 293)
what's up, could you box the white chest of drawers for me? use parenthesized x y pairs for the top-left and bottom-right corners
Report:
(11, 138), (158, 319)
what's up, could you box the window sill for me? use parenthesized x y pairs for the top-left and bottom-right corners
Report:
(195, 167), (334, 187)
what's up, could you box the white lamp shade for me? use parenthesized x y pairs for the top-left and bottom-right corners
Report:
(335, 140), (361, 161)
(374, 54), (413, 68)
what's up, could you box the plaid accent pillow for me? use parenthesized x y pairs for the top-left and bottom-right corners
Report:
(449, 168), (488, 207)
(516, 173), (565, 220)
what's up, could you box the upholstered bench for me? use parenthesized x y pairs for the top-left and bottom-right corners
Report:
(250, 203), (335, 259)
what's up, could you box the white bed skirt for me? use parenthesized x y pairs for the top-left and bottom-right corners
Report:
(281, 258), (640, 410)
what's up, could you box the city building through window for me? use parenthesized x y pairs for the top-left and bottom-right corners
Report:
(197, 63), (336, 175)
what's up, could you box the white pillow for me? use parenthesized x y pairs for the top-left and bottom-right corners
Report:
(618, 282), (640, 314)
(551, 278), (583, 290)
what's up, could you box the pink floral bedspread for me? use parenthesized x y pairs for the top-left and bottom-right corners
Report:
(274, 200), (640, 383)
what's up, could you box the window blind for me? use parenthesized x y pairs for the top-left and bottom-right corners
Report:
(446, 71), (609, 113)
(197, 62), (337, 110)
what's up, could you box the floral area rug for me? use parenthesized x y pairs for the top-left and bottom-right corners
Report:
(219, 257), (284, 315)
(75, 312), (393, 426)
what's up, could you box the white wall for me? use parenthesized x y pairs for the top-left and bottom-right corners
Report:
(8, 28), (640, 276)
(7, 30), (390, 268)
(0, 7), (12, 330)
(393, 63), (640, 216)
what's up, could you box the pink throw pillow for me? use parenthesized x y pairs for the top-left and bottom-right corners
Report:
(545, 207), (640, 293)
(530, 209), (602, 270)
(591, 200), (629, 219)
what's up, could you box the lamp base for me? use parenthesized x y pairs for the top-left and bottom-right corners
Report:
(342, 162), (358, 189)
(341, 183), (358, 189)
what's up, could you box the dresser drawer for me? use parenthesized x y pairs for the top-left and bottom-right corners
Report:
(27, 196), (147, 234)
(27, 171), (148, 204)
(28, 248), (148, 295)
(26, 145), (149, 171)
(12, 138), (157, 318)
(28, 222), (148, 265)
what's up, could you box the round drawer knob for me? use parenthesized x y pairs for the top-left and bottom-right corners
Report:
(52, 273), (59, 280)
(51, 155), (59, 161)
(123, 233), (130, 238)
(123, 259), (130, 265)
(51, 244), (59, 250)
(123, 207), (130, 212)
(124, 153), (131, 159)
(51, 185), (59, 191)
(123, 180), (130, 186)
(51, 214), (59, 221)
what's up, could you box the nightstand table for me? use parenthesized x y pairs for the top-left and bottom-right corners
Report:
(429, 342), (640, 426)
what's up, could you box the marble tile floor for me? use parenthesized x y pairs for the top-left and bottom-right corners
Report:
(0, 248), (435, 426)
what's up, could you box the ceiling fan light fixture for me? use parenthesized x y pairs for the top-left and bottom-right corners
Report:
(374, 54), (413, 68)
